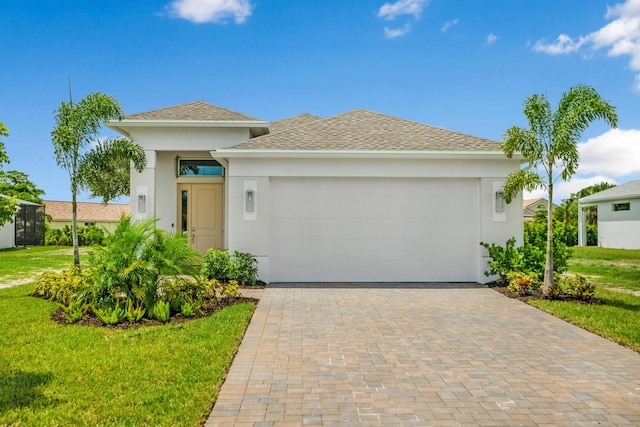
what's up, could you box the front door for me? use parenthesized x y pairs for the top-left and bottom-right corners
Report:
(178, 183), (223, 254)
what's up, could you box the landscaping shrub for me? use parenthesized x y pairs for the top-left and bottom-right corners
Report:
(564, 274), (596, 301)
(44, 224), (105, 246)
(480, 238), (522, 285)
(506, 271), (542, 296)
(33, 267), (91, 306)
(201, 249), (259, 286)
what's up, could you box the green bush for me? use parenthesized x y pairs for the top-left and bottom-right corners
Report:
(201, 249), (259, 286)
(201, 250), (233, 282)
(44, 224), (105, 246)
(564, 274), (596, 301)
(480, 238), (522, 285)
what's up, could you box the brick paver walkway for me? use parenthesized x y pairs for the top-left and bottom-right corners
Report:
(206, 283), (640, 426)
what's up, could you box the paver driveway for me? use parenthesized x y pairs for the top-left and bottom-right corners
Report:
(206, 283), (640, 426)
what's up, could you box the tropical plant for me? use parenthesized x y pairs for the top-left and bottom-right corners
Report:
(86, 216), (201, 313)
(152, 300), (171, 323)
(94, 301), (127, 325)
(501, 85), (617, 292)
(51, 91), (146, 267)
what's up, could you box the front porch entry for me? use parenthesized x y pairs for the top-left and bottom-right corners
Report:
(177, 183), (223, 254)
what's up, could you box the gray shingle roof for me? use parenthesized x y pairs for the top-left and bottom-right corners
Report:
(269, 113), (322, 134)
(125, 100), (262, 121)
(227, 109), (500, 151)
(580, 179), (640, 203)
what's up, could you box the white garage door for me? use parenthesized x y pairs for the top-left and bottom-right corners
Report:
(269, 177), (479, 282)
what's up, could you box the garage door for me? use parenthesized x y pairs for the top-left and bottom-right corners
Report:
(269, 177), (479, 282)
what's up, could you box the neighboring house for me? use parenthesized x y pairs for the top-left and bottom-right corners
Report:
(523, 198), (556, 221)
(0, 197), (44, 249)
(44, 200), (129, 233)
(107, 101), (523, 283)
(578, 179), (640, 249)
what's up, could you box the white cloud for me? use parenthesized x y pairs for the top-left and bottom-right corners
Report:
(441, 18), (458, 33)
(533, 34), (586, 54)
(486, 33), (497, 44)
(577, 128), (640, 177)
(384, 24), (412, 39)
(168, 0), (252, 24)
(533, 0), (640, 90)
(377, 0), (428, 21)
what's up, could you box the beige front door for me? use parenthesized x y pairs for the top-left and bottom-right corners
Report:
(178, 183), (223, 254)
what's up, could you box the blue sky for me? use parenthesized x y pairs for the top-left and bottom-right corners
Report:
(1, 0), (639, 203)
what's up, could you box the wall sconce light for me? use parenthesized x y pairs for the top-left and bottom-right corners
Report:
(138, 194), (146, 213)
(245, 190), (255, 213)
(495, 191), (504, 213)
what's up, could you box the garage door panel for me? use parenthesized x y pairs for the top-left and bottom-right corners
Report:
(269, 178), (479, 282)
(271, 216), (476, 241)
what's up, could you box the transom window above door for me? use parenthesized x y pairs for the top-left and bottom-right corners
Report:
(177, 159), (223, 177)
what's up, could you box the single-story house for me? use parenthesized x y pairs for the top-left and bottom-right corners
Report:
(578, 179), (640, 249)
(0, 197), (44, 249)
(107, 101), (523, 283)
(523, 198), (557, 221)
(44, 200), (129, 233)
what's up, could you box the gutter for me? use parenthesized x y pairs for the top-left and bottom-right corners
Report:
(212, 149), (524, 160)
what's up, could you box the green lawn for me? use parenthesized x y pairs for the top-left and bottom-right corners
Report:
(531, 287), (640, 352)
(0, 246), (90, 284)
(568, 246), (640, 291)
(530, 246), (640, 352)
(0, 283), (255, 426)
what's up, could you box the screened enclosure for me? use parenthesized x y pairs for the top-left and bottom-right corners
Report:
(15, 202), (44, 246)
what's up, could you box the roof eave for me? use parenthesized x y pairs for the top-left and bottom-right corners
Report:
(105, 119), (270, 137)
(213, 149), (521, 160)
(579, 194), (640, 205)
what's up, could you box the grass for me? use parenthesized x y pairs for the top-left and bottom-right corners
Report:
(0, 246), (90, 283)
(525, 246), (640, 352)
(0, 282), (255, 426)
(568, 246), (640, 291)
(531, 287), (640, 352)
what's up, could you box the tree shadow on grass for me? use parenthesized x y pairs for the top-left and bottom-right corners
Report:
(0, 366), (57, 415)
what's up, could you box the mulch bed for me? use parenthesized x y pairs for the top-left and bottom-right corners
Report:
(50, 297), (259, 329)
(487, 282), (601, 305)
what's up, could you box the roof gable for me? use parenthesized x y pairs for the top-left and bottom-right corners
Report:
(125, 100), (262, 122)
(580, 179), (640, 203)
(225, 109), (500, 152)
(269, 113), (322, 134)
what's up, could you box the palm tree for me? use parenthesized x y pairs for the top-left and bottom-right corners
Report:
(501, 85), (617, 292)
(51, 92), (146, 267)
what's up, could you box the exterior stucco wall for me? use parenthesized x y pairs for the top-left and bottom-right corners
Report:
(593, 198), (640, 249)
(598, 220), (640, 249)
(0, 221), (15, 249)
(227, 157), (522, 283)
(126, 124), (251, 230)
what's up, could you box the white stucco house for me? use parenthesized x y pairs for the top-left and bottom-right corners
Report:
(578, 179), (640, 249)
(107, 101), (523, 283)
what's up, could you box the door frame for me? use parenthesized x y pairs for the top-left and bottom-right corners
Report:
(177, 179), (224, 253)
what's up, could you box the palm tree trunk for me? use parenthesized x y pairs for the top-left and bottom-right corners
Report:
(544, 182), (554, 292)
